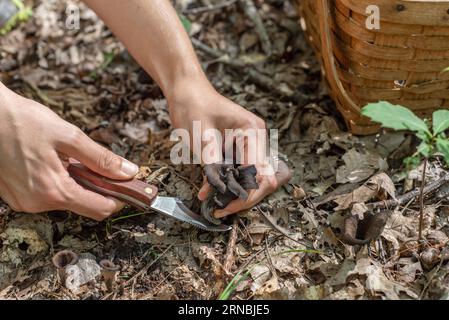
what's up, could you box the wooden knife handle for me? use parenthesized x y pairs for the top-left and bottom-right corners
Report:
(67, 163), (158, 210)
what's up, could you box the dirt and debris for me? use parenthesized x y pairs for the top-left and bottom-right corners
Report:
(0, 0), (449, 300)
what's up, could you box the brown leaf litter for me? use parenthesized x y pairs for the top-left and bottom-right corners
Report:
(0, 0), (449, 300)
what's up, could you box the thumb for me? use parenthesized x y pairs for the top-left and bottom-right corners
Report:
(198, 176), (212, 201)
(58, 127), (139, 179)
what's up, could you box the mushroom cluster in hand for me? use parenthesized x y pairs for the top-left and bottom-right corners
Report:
(201, 163), (259, 225)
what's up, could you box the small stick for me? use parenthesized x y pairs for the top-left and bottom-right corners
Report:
(367, 173), (449, 211)
(191, 38), (310, 105)
(223, 218), (239, 273)
(102, 243), (177, 300)
(419, 258), (444, 300)
(257, 205), (313, 248)
(184, 0), (239, 14)
(240, 0), (272, 56)
(264, 237), (278, 278)
(418, 159), (428, 240)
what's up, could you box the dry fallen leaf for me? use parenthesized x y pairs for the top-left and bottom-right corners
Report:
(292, 185), (307, 200)
(333, 173), (396, 211)
(336, 149), (388, 184)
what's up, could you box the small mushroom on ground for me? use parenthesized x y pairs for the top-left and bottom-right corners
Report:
(339, 210), (390, 246)
(99, 259), (120, 292)
(201, 163), (259, 225)
(52, 250), (79, 285)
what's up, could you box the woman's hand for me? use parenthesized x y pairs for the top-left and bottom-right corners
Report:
(0, 84), (138, 220)
(80, 0), (291, 218)
(168, 84), (292, 219)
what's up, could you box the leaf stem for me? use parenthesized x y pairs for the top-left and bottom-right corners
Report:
(418, 158), (427, 240)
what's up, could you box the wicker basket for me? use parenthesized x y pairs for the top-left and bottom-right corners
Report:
(298, 0), (449, 135)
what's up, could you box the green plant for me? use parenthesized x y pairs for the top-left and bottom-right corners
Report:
(105, 211), (147, 235)
(0, 0), (33, 35)
(218, 248), (321, 300)
(362, 101), (449, 168)
(89, 52), (116, 79)
(218, 268), (252, 300)
(362, 101), (449, 239)
(178, 13), (192, 33)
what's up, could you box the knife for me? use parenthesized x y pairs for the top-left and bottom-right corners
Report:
(67, 163), (231, 232)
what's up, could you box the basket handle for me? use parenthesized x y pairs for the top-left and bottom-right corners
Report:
(316, 0), (361, 115)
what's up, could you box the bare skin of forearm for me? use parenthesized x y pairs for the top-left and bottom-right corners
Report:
(83, 0), (292, 218)
(83, 0), (213, 101)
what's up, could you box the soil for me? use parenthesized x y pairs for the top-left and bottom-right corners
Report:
(0, 0), (448, 300)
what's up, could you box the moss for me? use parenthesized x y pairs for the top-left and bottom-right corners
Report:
(0, 0), (33, 35)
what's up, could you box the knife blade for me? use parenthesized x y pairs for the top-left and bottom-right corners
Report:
(67, 163), (231, 232)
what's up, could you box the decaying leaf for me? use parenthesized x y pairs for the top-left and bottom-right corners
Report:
(0, 215), (52, 260)
(336, 149), (388, 184)
(348, 258), (418, 299)
(420, 248), (440, 271)
(332, 173), (396, 212)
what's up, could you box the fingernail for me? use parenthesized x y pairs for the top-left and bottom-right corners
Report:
(121, 159), (139, 177)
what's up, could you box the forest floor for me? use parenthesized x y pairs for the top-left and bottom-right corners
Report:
(1, 0), (449, 300)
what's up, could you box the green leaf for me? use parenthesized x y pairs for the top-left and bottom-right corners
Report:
(362, 101), (431, 136)
(436, 137), (449, 165)
(417, 141), (431, 157)
(433, 110), (449, 135)
(178, 14), (191, 33)
(404, 155), (421, 169)
(443, 66), (449, 73)
(218, 268), (252, 300)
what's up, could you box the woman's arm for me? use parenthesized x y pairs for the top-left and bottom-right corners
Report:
(83, 0), (292, 218)
(82, 0), (212, 102)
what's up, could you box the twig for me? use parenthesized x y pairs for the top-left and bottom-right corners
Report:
(418, 159), (428, 240)
(214, 218), (239, 297)
(257, 205), (313, 248)
(152, 265), (181, 293)
(367, 173), (449, 211)
(101, 243), (175, 300)
(23, 80), (63, 109)
(238, 217), (254, 245)
(264, 237), (278, 278)
(171, 170), (200, 191)
(126, 244), (175, 285)
(419, 258), (444, 300)
(223, 218), (239, 273)
(240, 0), (272, 56)
(184, 0), (239, 14)
(233, 235), (283, 275)
(191, 38), (310, 105)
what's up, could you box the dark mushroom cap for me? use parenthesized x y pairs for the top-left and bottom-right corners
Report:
(52, 250), (79, 269)
(99, 259), (120, 272)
